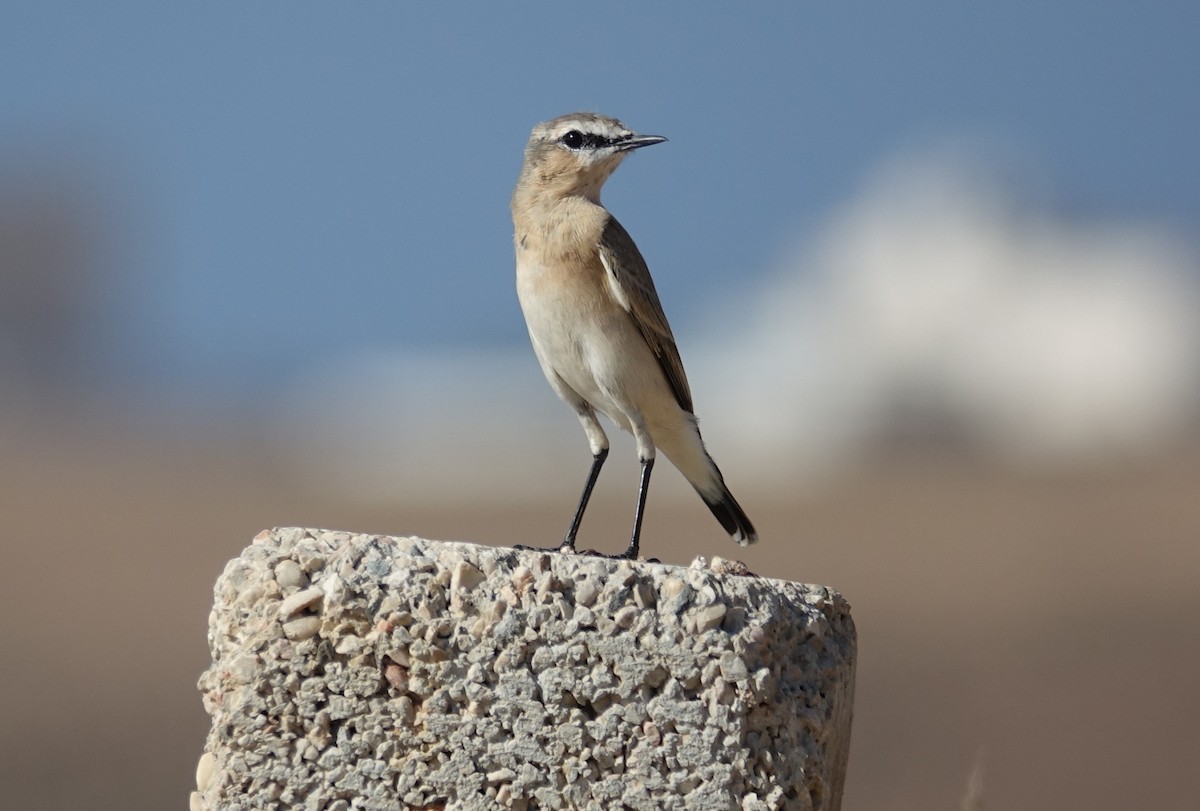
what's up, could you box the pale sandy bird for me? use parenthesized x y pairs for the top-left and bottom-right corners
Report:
(512, 112), (757, 559)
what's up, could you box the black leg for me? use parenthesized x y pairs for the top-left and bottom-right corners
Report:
(620, 457), (654, 560)
(514, 448), (608, 555)
(564, 448), (608, 550)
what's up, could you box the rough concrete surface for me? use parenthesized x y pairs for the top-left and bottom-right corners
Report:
(194, 528), (856, 811)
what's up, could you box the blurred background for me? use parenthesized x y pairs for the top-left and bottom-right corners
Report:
(3, 3), (1198, 809)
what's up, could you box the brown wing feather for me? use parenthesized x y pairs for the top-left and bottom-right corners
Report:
(598, 216), (694, 414)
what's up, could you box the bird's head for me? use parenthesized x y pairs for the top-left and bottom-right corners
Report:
(517, 112), (666, 202)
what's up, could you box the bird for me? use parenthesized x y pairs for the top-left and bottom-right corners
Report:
(511, 112), (757, 559)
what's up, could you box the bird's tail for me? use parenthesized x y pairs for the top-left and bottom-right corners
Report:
(658, 416), (758, 546)
(696, 473), (758, 546)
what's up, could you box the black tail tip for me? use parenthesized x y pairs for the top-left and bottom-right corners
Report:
(699, 488), (758, 546)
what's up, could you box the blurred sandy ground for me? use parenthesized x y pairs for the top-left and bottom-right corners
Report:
(3, 153), (1200, 811)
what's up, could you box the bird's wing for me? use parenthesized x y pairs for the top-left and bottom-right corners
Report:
(598, 215), (694, 414)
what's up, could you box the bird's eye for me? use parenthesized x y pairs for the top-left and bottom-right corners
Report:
(561, 130), (584, 149)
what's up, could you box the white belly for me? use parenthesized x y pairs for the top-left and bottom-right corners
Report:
(516, 259), (664, 431)
(516, 256), (713, 489)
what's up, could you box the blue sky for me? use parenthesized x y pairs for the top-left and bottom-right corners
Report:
(2, 2), (1197, 400)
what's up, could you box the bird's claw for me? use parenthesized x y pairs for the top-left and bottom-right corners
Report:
(513, 542), (576, 555)
(512, 543), (658, 564)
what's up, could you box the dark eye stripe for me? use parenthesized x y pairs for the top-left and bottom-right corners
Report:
(560, 130), (621, 150)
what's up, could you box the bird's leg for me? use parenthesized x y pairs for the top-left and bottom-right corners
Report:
(564, 448), (608, 550)
(619, 456), (655, 560)
(514, 439), (607, 555)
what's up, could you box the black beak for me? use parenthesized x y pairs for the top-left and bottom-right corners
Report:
(616, 133), (668, 152)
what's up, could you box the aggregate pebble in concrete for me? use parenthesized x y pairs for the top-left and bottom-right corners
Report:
(194, 528), (856, 811)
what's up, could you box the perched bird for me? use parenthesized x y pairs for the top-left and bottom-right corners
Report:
(511, 112), (757, 559)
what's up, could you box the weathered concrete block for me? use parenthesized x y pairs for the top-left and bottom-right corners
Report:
(193, 528), (856, 811)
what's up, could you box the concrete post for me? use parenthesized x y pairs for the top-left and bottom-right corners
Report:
(193, 528), (856, 811)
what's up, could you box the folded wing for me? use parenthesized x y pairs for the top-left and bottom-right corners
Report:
(598, 216), (694, 415)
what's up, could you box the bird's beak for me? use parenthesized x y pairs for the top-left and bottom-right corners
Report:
(616, 133), (668, 152)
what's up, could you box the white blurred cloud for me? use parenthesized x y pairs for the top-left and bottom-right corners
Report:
(698, 149), (1200, 470)
(271, 148), (1200, 502)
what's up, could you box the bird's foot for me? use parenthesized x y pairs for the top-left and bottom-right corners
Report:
(513, 541), (577, 555)
(512, 542), (659, 564)
(574, 547), (660, 564)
